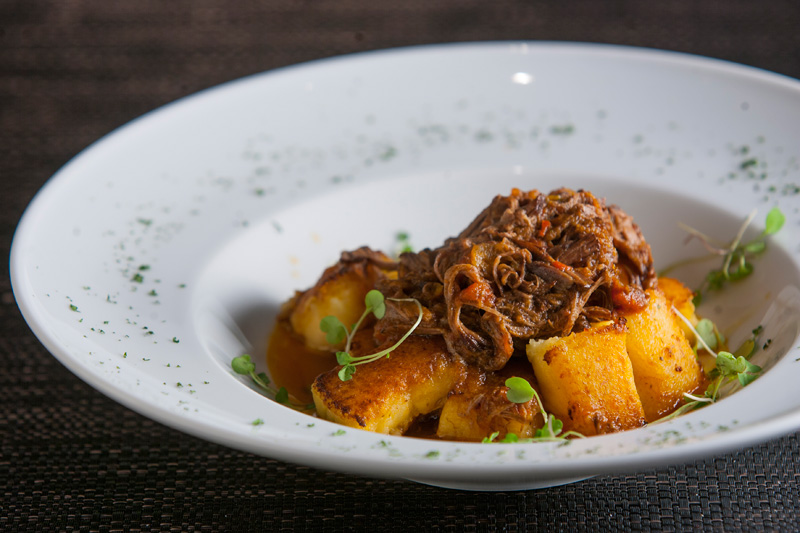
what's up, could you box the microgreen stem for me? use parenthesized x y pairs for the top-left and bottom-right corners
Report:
(649, 399), (705, 424)
(325, 291), (423, 381)
(670, 208), (784, 304)
(347, 298), (423, 367)
(672, 305), (718, 358)
(529, 387), (548, 423)
(230, 354), (313, 412)
(705, 376), (724, 401)
(650, 313), (764, 425)
(682, 392), (713, 403)
(486, 384), (586, 443)
(677, 222), (727, 253)
(721, 209), (757, 278)
(251, 371), (273, 391)
(345, 305), (373, 354)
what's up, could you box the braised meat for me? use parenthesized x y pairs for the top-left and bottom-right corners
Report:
(377, 188), (656, 371)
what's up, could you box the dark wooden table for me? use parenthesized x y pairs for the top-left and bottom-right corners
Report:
(3, 1), (800, 530)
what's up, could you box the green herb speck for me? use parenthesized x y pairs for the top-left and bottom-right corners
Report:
(550, 124), (575, 135)
(740, 158), (758, 170)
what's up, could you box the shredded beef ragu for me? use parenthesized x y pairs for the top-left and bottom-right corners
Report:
(375, 188), (657, 371)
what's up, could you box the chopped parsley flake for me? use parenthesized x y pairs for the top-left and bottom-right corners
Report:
(550, 124), (575, 135)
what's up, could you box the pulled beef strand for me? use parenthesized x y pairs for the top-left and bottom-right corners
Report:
(377, 188), (656, 371)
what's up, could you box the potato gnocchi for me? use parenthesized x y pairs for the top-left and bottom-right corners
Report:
(267, 189), (709, 441)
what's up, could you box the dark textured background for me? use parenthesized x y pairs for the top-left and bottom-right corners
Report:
(3, 1), (800, 531)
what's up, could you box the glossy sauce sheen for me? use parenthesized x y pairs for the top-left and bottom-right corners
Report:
(266, 320), (336, 405)
(267, 318), (540, 439)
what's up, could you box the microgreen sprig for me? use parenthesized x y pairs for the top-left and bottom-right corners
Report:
(692, 318), (724, 353)
(395, 231), (414, 255)
(321, 290), (424, 381)
(505, 376), (535, 403)
(230, 354), (312, 411)
(482, 377), (586, 443)
(652, 311), (764, 424)
(674, 207), (785, 305)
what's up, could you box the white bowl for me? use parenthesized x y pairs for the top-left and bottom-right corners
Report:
(11, 43), (800, 490)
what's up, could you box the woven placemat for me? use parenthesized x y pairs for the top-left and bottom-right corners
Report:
(3, 1), (800, 530)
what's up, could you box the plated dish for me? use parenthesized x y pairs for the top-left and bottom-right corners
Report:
(11, 43), (800, 490)
(271, 186), (737, 442)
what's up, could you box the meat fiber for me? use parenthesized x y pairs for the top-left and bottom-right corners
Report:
(376, 188), (656, 371)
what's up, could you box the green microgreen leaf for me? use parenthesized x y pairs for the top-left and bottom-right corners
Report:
(338, 365), (355, 382)
(331, 296), (424, 381)
(764, 207), (785, 235)
(320, 315), (347, 345)
(715, 351), (740, 373)
(677, 208), (783, 303)
(365, 289), (386, 319)
(275, 387), (289, 404)
(714, 350), (762, 387)
(231, 354), (255, 375)
(482, 431), (500, 443)
(695, 319), (718, 351)
(335, 351), (353, 365)
(534, 415), (565, 439)
(738, 360), (762, 386)
(485, 376), (585, 444)
(499, 433), (519, 443)
(533, 426), (548, 439)
(396, 231), (414, 254)
(505, 376), (535, 404)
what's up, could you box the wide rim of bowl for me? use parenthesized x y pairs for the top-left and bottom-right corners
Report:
(11, 41), (800, 487)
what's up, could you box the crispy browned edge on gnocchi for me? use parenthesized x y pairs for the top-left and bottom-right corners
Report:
(276, 253), (704, 440)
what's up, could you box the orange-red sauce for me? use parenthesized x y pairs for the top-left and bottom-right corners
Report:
(266, 320), (336, 405)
